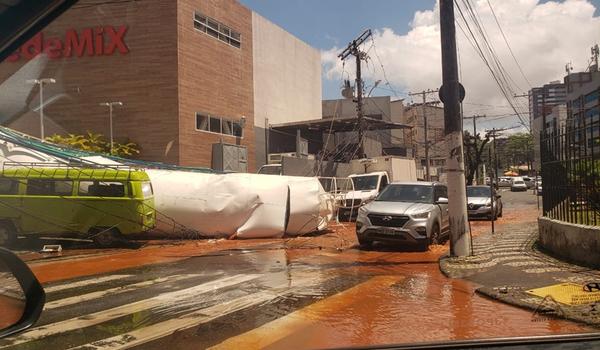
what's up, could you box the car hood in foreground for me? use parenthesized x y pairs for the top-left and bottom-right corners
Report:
(364, 201), (434, 215)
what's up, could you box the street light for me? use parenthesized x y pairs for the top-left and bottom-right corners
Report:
(26, 78), (56, 140)
(99, 101), (123, 154)
(366, 80), (382, 98)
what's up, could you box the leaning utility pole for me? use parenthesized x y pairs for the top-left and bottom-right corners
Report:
(439, 0), (471, 257)
(339, 29), (372, 159)
(409, 89), (439, 181)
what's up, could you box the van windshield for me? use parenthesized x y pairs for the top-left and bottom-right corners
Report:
(351, 175), (379, 191)
(141, 181), (153, 198)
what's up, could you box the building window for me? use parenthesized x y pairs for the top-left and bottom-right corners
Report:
(194, 12), (241, 49)
(196, 113), (243, 137)
(585, 90), (599, 105)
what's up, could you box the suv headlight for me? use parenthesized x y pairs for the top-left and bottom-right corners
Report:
(411, 212), (429, 219)
(358, 206), (368, 215)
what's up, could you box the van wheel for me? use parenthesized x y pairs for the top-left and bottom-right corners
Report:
(90, 228), (119, 248)
(0, 223), (16, 248)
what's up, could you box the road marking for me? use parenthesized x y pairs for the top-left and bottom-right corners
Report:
(44, 275), (133, 293)
(0, 274), (259, 348)
(209, 275), (403, 350)
(67, 276), (321, 350)
(45, 274), (200, 310)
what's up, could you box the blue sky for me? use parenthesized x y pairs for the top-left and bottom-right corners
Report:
(240, 0), (436, 100)
(240, 0), (600, 133)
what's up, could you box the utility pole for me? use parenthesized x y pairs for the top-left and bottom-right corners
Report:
(339, 29), (372, 159)
(99, 101), (123, 155)
(409, 89), (439, 181)
(488, 128), (508, 180)
(439, 0), (471, 257)
(463, 114), (485, 184)
(27, 78), (56, 140)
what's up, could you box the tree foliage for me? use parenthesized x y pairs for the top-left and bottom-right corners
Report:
(463, 131), (490, 185)
(45, 132), (140, 158)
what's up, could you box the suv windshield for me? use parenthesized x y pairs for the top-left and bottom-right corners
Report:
(351, 175), (379, 191)
(467, 186), (491, 197)
(375, 184), (433, 203)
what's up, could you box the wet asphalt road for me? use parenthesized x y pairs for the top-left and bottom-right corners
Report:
(0, 190), (592, 349)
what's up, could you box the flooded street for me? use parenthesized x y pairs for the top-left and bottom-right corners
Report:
(0, 190), (594, 349)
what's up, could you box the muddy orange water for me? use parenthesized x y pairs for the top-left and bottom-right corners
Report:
(210, 250), (591, 350)
(0, 294), (24, 330)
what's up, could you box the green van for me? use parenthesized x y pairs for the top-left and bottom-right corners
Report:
(0, 166), (156, 247)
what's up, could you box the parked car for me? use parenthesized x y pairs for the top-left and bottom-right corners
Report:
(338, 171), (389, 219)
(536, 181), (543, 195)
(466, 186), (503, 220)
(355, 182), (449, 250)
(522, 176), (535, 189)
(510, 177), (528, 192)
(498, 177), (512, 187)
(0, 166), (156, 247)
(257, 164), (282, 175)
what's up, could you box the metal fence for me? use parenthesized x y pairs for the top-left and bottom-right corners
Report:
(540, 121), (599, 226)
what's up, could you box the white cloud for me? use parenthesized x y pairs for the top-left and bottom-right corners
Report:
(321, 0), (600, 131)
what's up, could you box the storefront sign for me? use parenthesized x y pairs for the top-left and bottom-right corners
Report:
(7, 25), (129, 62)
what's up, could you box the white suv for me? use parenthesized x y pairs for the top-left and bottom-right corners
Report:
(355, 182), (449, 250)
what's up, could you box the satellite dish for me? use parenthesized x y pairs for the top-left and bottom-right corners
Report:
(341, 79), (354, 99)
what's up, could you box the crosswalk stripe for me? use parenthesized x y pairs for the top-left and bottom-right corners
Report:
(45, 274), (201, 310)
(68, 277), (320, 350)
(209, 275), (402, 350)
(44, 275), (133, 293)
(0, 274), (260, 348)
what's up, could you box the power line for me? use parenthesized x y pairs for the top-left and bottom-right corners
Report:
(486, 0), (532, 88)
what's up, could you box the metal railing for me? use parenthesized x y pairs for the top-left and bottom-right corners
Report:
(540, 119), (600, 226)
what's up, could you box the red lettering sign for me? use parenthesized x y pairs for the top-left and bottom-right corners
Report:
(7, 25), (129, 62)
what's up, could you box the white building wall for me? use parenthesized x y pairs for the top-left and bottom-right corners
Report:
(252, 12), (322, 168)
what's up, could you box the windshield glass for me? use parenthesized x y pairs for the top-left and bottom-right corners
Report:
(1, 0), (599, 349)
(351, 175), (379, 191)
(258, 165), (281, 175)
(375, 184), (433, 203)
(467, 186), (491, 197)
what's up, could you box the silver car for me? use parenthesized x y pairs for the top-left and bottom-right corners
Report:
(466, 186), (503, 220)
(355, 182), (449, 250)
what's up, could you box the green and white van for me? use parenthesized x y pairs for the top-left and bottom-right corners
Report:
(0, 166), (156, 247)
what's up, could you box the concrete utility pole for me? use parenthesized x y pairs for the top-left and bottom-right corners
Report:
(439, 0), (471, 257)
(99, 101), (123, 155)
(409, 89), (439, 181)
(27, 78), (56, 140)
(339, 29), (372, 159)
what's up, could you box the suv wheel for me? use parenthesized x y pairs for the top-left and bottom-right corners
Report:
(0, 223), (16, 248)
(430, 223), (441, 245)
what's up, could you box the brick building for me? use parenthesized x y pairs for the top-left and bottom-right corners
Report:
(0, 0), (321, 171)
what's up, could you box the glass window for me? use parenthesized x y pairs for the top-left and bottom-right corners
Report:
(141, 182), (153, 198)
(585, 90), (599, 104)
(195, 12), (241, 49)
(0, 178), (18, 195)
(196, 113), (209, 131)
(232, 121), (243, 137)
(222, 120), (233, 135)
(27, 180), (73, 196)
(209, 117), (221, 133)
(78, 181), (125, 197)
(351, 175), (380, 191)
(375, 184), (433, 203)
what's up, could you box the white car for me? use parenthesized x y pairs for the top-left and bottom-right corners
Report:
(355, 182), (449, 250)
(510, 178), (528, 192)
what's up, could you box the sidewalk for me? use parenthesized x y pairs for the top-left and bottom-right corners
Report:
(440, 218), (600, 326)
